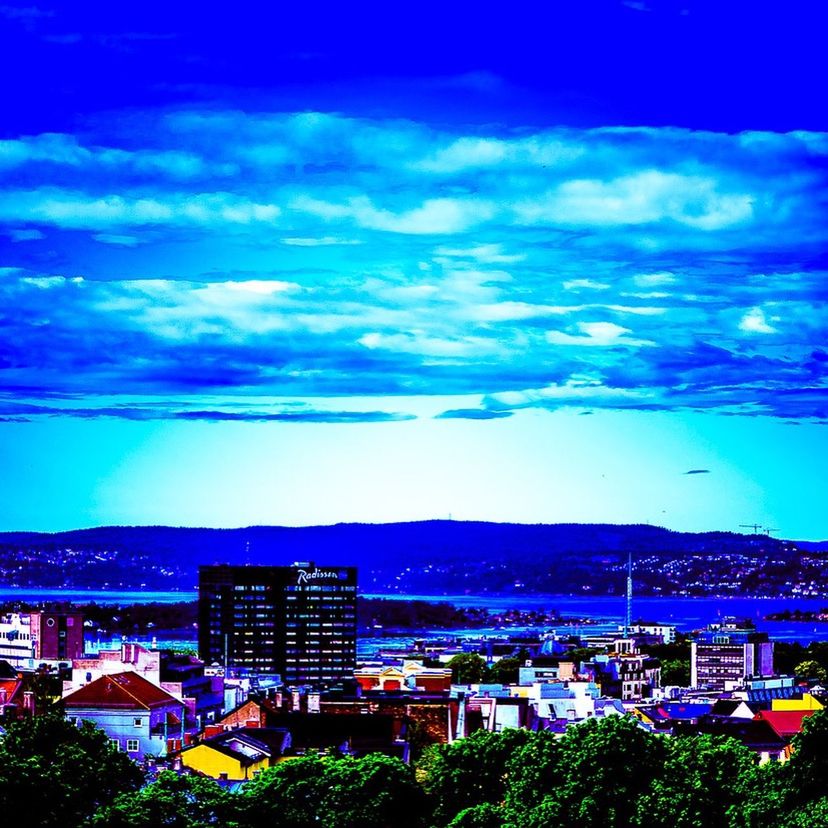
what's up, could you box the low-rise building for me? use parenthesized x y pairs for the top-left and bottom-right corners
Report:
(178, 727), (291, 780)
(0, 610), (83, 669)
(354, 661), (452, 693)
(62, 671), (187, 761)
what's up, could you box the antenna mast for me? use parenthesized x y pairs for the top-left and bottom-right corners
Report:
(625, 550), (632, 637)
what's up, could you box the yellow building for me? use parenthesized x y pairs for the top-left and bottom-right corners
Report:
(771, 693), (824, 712)
(178, 727), (290, 781)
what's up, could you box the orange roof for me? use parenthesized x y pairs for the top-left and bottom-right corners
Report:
(63, 671), (182, 710)
(753, 709), (816, 738)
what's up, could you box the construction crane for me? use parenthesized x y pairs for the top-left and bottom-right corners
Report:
(739, 523), (763, 534)
(764, 527), (779, 536)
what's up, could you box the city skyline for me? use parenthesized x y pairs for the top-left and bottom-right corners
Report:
(1, 3), (826, 538)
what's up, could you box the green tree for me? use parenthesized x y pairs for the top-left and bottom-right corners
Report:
(793, 660), (827, 683)
(547, 715), (665, 828)
(93, 771), (232, 827)
(241, 754), (426, 828)
(446, 802), (507, 828)
(238, 757), (327, 828)
(642, 734), (756, 828)
(447, 654), (488, 685)
(503, 730), (561, 817)
(782, 796), (828, 828)
(418, 728), (531, 826)
(317, 754), (426, 828)
(778, 709), (828, 807)
(0, 714), (143, 827)
(660, 658), (690, 686)
(485, 658), (521, 685)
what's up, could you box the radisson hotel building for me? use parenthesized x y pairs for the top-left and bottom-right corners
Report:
(198, 563), (358, 685)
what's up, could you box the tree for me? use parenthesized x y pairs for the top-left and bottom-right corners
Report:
(241, 754), (426, 828)
(504, 730), (561, 816)
(660, 658), (690, 686)
(446, 803), (507, 828)
(485, 658), (521, 685)
(418, 728), (531, 826)
(641, 734), (757, 828)
(317, 754), (426, 828)
(93, 771), (232, 827)
(447, 654), (487, 685)
(238, 757), (327, 828)
(793, 660), (827, 684)
(778, 709), (828, 807)
(548, 715), (665, 828)
(0, 714), (143, 827)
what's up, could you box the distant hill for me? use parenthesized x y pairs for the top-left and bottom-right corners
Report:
(1, 521), (821, 598)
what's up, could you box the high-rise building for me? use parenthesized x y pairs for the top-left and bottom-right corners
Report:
(198, 563), (357, 686)
(691, 620), (774, 690)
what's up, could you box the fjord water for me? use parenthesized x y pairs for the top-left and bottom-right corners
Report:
(3, 589), (828, 645)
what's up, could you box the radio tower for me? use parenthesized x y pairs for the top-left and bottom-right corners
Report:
(625, 551), (633, 637)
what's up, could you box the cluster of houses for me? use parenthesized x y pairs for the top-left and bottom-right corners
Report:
(0, 610), (823, 781)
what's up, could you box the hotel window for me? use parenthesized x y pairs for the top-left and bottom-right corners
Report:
(134, 717), (143, 727)
(126, 740), (140, 752)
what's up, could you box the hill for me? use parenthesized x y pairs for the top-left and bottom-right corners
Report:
(0, 521), (820, 597)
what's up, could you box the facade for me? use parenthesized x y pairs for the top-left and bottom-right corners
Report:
(178, 728), (291, 780)
(65, 642), (161, 694)
(691, 621), (774, 690)
(62, 671), (187, 761)
(199, 563), (357, 686)
(354, 661), (453, 693)
(581, 641), (662, 701)
(0, 610), (83, 668)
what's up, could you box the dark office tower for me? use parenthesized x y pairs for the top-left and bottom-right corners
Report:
(198, 563), (357, 686)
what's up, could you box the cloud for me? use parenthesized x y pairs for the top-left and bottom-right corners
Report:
(281, 236), (362, 247)
(0, 400), (416, 424)
(514, 170), (755, 230)
(546, 321), (656, 347)
(739, 307), (778, 334)
(0, 112), (827, 420)
(93, 233), (141, 247)
(435, 408), (513, 420)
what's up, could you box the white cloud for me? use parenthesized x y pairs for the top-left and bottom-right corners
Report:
(563, 279), (611, 291)
(546, 320), (655, 347)
(93, 233), (141, 246)
(739, 307), (777, 334)
(0, 190), (281, 229)
(514, 171), (754, 229)
(281, 236), (362, 246)
(434, 243), (525, 264)
(633, 271), (676, 287)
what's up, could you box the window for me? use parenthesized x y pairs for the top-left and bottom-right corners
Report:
(110, 739), (120, 750)
(126, 739), (140, 753)
(134, 717), (143, 727)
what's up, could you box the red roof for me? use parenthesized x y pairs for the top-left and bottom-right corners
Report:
(63, 671), (182, 710)
(0, 679), (22, 705)
(753, 709), (816, 738)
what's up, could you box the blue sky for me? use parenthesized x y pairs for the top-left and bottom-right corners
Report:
(1, 1), (826, 537)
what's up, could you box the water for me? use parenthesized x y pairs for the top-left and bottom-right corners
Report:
(0, 588), (197, 605)
(4, 589), (828, 650)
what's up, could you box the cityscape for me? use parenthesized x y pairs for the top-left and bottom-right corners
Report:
(1, 2), (827, 827)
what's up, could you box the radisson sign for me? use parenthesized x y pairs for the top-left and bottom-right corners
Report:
(296, 567), (340, 585)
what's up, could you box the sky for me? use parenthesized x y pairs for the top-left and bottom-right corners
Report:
(0, 1), (826, 537)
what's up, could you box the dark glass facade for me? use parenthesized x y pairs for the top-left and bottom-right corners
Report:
(198, 563), (357, 685)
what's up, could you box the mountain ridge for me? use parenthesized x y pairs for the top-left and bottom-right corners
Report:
(1, 521), (820, 597)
